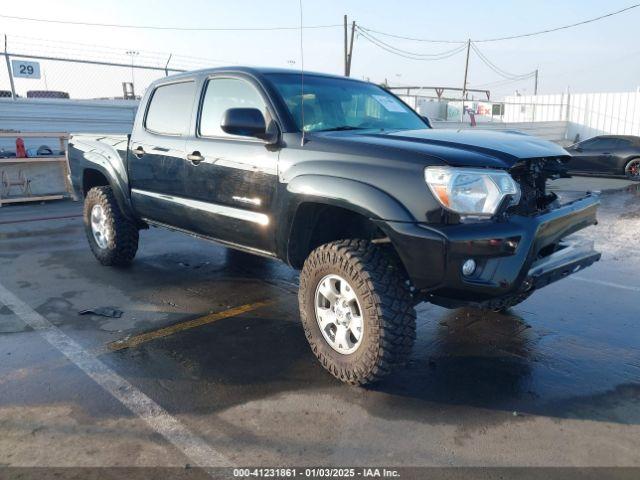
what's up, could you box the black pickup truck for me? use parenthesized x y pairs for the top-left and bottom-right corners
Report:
(68, 67), (600, 385)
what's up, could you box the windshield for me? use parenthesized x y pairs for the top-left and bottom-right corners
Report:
(266, 73), (427, 133)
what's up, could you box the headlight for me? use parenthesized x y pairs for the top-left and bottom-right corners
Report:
(425, 166), (520, 217)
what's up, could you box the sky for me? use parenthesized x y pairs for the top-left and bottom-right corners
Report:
(0, 0), (639, 100)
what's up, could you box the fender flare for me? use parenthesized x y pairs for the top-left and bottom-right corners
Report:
(286, 174), (415, 223)
(81, 151), (136, 222)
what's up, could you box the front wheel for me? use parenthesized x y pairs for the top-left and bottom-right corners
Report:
(624, 158), (640, 181)
(84, 186), (139, 266)
(299, 239), (416, 385)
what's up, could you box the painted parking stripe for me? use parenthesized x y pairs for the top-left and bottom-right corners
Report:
(570, 276), (640, 292)
(109, 300), (271, 351)
(0, 282), (230, 470)
(1, 302), (271, 385)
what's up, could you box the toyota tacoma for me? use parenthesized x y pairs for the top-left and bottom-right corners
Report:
(68, 67), (600, 385)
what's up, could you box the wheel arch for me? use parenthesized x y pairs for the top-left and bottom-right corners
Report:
(286, 175), (414, 223)
(623, 156), (640, 177)
(284, 176), (415, 270)
(81, 160), (137, 223)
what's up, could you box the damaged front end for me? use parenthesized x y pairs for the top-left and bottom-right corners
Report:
(506, 156), (602, 290)
(507, 156), (570, 216)
(424, 157), (601, 309)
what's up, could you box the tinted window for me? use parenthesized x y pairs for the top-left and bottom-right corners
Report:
(145, 81), (196, 135)
(200, 77), (267, 138)
(267, 73), (425, 132)
(585, 138), (619, 150)
(617, 139), (633, 148)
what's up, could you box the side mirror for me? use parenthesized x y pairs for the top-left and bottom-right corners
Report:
(421, 115), (433, 129)
(220, 108), (267, 139)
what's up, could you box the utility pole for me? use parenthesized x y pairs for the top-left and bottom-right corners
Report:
(534, 69), (539, 95)
(461, 39), (471, 122)
(346, 21), (356, 76)
(344, 15), (348, 76)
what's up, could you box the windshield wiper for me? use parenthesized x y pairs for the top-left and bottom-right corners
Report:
(316, 125), (368, 132)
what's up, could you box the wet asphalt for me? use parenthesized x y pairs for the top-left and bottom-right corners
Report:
(0, 179), (639, 470)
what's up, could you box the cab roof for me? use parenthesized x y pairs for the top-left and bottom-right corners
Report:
(158, 66), (369, 84)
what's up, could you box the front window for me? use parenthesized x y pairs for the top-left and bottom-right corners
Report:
(583, 138), (619, 150)
(199, 77), (268, 138)
(266, 73), (426, 133)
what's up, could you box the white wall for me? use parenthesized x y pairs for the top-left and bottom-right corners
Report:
(0, 98), (139, 132)
(503, 91), (640, 141)
(0, 98), (138, 131)
(433, 120), (569, 143)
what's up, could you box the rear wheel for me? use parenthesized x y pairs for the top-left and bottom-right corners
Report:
(624, 158), (640, 180)
(84, 186), (139, 266)
(299, 239), (416, 385)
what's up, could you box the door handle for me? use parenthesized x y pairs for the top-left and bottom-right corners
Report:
(132, 146), (145, 158)
(187, 151), (204, 165)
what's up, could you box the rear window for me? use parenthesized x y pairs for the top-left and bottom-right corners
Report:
(145, 81), (196, 135)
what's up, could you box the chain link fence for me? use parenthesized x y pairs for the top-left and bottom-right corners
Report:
(0, 34), (234, 100)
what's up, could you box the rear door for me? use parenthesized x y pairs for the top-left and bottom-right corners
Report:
(592, 138), (623, 174)
(128, 79), (197, 228)
(182, 74), (280, 255)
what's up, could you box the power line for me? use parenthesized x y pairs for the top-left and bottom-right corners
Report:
(0, 13), (341, 32)
(359, 3), (640, 43)
(357, 25), (465, 44)
(476, 3), (640, 42)
(470, 43), (536, 80)
(470, 76), (535, 90)
(358, 31), (466, 60)
(356, 27), (466, 58)
(356, 28), (535, 93)
(357, 28), (467, 61)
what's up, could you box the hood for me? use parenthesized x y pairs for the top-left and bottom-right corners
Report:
(319, 128), (569, 169)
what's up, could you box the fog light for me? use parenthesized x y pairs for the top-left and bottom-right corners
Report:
(462, 259), (477, 277)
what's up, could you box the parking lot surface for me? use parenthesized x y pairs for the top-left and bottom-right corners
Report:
(0, 179), (639, 471)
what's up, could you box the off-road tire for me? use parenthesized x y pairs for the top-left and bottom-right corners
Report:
(299, 239), (416, 385)
(84, 186), (139, 266)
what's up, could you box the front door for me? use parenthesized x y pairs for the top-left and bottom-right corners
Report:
(182, 75), (280, 255)
(569, 137), (618, 173)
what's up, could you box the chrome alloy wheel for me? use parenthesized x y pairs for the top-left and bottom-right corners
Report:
(626, 159), (640, 180)
(314, 274), (364, 355)
(90, 204), (110, 249)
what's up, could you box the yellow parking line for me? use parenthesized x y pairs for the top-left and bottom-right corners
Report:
(108, 300), (272, 351)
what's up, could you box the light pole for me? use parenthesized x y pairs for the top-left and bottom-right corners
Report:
(126, 50), (139, 88)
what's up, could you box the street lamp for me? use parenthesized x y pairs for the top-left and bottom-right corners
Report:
(126, 50), (139, 87)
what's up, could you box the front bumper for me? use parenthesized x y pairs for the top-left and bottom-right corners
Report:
(526, 239), (600, 290)
(378, 195), (600, 307)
